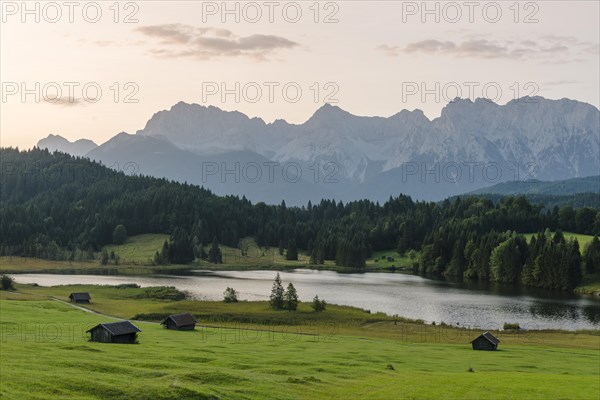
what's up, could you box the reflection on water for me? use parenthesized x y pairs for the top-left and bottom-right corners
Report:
(11, 270), (600, 331)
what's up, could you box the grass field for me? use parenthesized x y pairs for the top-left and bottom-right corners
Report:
(202, 237), (317, 269)
(104, 233), (170, 264)
(4, 284), (598, 348)
(0, 285), (598, 399)
(0, 235), (315, 274)
(104, 235), (414, 272)
(365, 250), (417, 271)
(522, 232), (595, 250)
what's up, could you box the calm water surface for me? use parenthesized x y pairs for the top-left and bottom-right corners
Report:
(12, 270), (600, 331)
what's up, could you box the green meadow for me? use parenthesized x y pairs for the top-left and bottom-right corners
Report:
(365, 250), (416, 271)
(103, 233), (171, 264)
(522, 231), (595, 250)
(0, 284), (599, 400)
(0, 235), (351, 273)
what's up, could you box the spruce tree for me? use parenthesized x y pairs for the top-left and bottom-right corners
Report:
(160, 240), (171, 264)
(284, 283), (299, 311)
(286, 239), (298, 261)
(112, 224), (127, 245)
(310, 247), (317, 264)
(584, 235), (600, 274)
(269, 273), (285, 310)
(208, 236), (222, 264)
(100, 248), (109, 265)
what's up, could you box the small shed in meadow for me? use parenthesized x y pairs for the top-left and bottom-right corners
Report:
(69, 292), (91, 303)
(87, 321), (141, 344)
(161, 313), (197, 331)
(470, 331), (500, 351)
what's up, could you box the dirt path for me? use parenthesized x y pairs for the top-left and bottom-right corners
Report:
(50, 297), (158, 325)
(49, 298), (324, 336)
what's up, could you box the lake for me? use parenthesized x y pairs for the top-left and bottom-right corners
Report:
(11, 269), (600, 331)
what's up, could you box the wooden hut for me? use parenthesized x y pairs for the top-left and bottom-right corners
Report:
(87, 321), (141, 344)
(161, 313), (197, 331)
(69, 292), (91, 304)
(470, 331), (500, 351)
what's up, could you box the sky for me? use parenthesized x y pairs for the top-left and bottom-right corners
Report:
(1, 0), (599, 148)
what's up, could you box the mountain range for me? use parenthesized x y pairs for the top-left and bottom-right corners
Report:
(37, 134), (98, 157)
(36, 96), (600, 205)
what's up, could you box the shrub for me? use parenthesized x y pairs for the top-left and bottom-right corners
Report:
(114, 283), (140, 289)
(134, 286), (186, 301)
(0, 275), (15, 291)
(223, 287), (239, 303)
(311, 295), (326, 312)
(503, 322), (520, 330)
(112, 224), (127, 245)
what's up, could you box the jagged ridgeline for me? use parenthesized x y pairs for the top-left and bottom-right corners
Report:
(37, 97), (600, 205)
(1, 148), (599, 290)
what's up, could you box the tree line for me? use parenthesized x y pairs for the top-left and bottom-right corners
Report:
(2, 148), (599, 291)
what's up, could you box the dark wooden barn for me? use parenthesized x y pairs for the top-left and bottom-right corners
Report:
(161, 313), (197, 331)
(470, 331), (500, 351)
(69, 292), (91, 303)
(87, 321), (141, 344)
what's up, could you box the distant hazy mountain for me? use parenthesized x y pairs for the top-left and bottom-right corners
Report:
(85, 132), (339, 205)
(37, 134), (97, 157)
(468, 175), (600, 196)
(37, 96), (600, 205)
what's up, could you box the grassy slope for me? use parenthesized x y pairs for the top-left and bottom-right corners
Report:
(522, 232), (595, 250)
(0, 235), (343, 273)
(365, 250), (416, 271)
(104, 233), (170, 264)
(0, 293), (598, 399)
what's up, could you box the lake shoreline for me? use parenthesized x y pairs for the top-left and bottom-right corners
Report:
(8, 269), (600, 331)
(3, 259), (599, 301)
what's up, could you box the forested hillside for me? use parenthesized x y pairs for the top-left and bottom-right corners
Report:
(469, 176), (600, 196)
(2, 148), (599, 291)
(453, 193), (600, 209)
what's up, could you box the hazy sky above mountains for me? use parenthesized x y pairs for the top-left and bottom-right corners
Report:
(1, 1), (598, 148)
